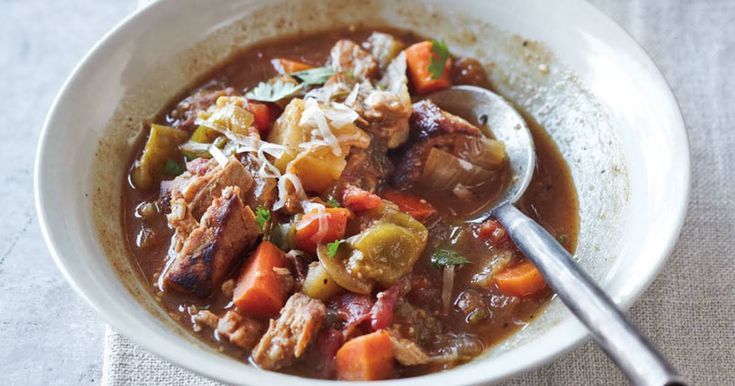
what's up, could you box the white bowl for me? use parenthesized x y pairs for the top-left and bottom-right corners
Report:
(34, 0), (689, 384)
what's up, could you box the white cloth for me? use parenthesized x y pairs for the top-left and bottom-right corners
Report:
(103, 1), (735, 384)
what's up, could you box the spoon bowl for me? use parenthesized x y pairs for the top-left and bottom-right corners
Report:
(428, 85), (535, 214)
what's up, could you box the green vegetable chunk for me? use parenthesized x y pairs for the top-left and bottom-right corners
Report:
(302, 262), (342, 301)
(132, 124), (189, 190)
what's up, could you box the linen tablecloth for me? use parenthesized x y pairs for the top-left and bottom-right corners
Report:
(102, 1), (735, 384)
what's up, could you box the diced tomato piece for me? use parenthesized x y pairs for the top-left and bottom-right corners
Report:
(370, 284), (401, 330)
(247, 102), (274, 136)
(342, 185), (382, 212)
(478, 219), (515, 249)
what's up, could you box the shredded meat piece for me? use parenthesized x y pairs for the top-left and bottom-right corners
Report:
(185, 159), (253, 218)
(388, 331), (431, 366)
(409, 99), (482, 140)
(337, 145), (394, 194)
(328, 40), (379, 81)
(163, 186), (260, 297)
(193, 310), (219, 329)
(251, 293), (326, 370)
(169, 86), (235, 131)
(217, 310), (264, 350)
(285, 250), (310, 290)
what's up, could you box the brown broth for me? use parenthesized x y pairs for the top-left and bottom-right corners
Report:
(121, 27), (579, 379)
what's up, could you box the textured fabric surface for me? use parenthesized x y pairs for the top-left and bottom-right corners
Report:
(103, 1), (735, 385)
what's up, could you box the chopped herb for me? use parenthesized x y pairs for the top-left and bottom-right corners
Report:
(164, 159), (185, 176)
(431, 249), (470, 267)
(198, 304), (210, 311)
(246, 79), (303, 102)
(326, 239), (345, 258)
(326, 196), (341, 208)
(557, 234), (568, 245)
(428, 39), (450, 80)
(292, 67), (335, 85)
(255, 206), (270, 231)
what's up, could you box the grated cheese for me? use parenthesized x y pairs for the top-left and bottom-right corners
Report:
(208, 145), (229, 167)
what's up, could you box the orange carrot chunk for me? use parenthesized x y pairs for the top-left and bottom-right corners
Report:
(272, 58), (313, 74)
(494, 260), (547, 297)
(405, 41), (452, 95)
(381, 190), (436, 221)
(232, 241), (289, 317)
(294, 207), (351, 253)
(247, 102), (274, 136)
(336, 330), (394, 381)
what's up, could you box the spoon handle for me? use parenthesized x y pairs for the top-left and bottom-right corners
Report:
(493, 203), (685, 386)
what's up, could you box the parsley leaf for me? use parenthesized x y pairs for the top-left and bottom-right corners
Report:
(292, 67), (335, 85)
(246, 79), (303, 102)
(164, 159), (185, 176)
(255, 207), (270, 231)
(427, 39), (450, 80)
(326, 239), (345, 258)
(326, 196), (341, 208)
(431, 249), (470, 267)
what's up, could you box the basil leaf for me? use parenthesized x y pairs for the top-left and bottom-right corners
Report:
(246, 80), (303, 102)
(292, 67), (335, 85)
(427, 39), (450, 80)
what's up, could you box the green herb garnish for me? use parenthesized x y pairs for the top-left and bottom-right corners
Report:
(557, 234), (568, 245)
(292, 67), (335, 85)
(255, 206), (270, 231)
(431, 249), (470, 267)
(427, 39), (450, 80)
(164, 159), (185, 176)
(246, 79), (303, 102)
(326, 196), (341, 208)
(326, 239), (345, 258)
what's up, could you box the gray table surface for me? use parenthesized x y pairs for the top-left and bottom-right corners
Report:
(1, 0), (733, 385)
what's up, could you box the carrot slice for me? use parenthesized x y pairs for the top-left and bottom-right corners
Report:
(381, 190), (436, 221)
(232, 241), (289, 316)
(494, 260), (546, 297)
(247, 102), (274, 136)
(294, 207), (351, 253)
(335, 330), (394, 380)
(405, 41), (452, 94)
(272, 58), (313, 74)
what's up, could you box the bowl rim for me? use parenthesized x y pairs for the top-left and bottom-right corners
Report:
(34, 0), (691, 384)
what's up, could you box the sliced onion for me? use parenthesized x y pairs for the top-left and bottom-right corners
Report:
(453, 136), (507, 170)
(441, 265), (455, 314)
(419, 147), (494, 191)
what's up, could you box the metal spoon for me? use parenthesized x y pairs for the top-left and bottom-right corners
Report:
(428, 85), (685, 386)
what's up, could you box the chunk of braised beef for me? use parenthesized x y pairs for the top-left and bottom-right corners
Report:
(251, 293), (327, 370)
(163, 186), (260, 298)
(167, 86), (235, 131)
(336, 145), (394, 194)
(409, 100), (482, 141)
(328, 39), (379, 81)
(216, 309), (264, 350)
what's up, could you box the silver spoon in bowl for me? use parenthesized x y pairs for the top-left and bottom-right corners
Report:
(428, 85), (685, 386)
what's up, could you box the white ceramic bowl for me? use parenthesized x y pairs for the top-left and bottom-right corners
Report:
(35, 0), (689, 384)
